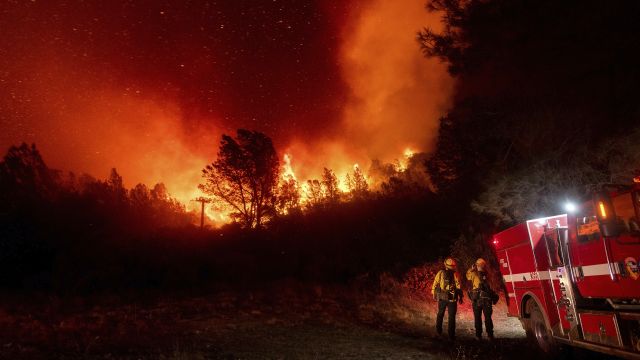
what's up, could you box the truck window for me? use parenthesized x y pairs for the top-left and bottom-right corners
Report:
(577, 212), (600, 243)
(612, 193), (639, 234)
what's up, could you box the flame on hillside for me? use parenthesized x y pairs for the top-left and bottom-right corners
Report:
(396, 148), (415, 172)
(187, 146), (418, 227)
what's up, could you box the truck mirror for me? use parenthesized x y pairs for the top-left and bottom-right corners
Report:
(594, 191), (620, 238)
(557, 227), (569, 265)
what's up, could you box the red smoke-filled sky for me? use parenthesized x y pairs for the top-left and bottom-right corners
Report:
(0, 0), (451, 205)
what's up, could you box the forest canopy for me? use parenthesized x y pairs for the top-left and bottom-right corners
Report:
(420, 0), (640, 226)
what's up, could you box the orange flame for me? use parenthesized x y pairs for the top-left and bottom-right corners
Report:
(282, 153), (298, 182)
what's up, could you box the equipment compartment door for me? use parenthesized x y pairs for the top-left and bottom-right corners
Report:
(537, 225), (580, 340)
(496, 249), (518, 317)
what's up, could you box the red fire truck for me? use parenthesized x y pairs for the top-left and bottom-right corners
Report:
(492, 184), (640, 359)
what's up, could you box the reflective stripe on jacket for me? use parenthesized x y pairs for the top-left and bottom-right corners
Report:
(466, 268), (495, 301)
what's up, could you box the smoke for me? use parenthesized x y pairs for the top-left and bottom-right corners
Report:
(338, 0), (453, 160)
(5, 52), (220, 208)
(279, 0), (453, 186)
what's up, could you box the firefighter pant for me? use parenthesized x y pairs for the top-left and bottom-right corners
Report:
(472, 299), (493, 337)
(436, 300), (457, 338)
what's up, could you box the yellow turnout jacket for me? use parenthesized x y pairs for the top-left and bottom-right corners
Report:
(431, 269), (462, 296)
(466, 268), (483, 290)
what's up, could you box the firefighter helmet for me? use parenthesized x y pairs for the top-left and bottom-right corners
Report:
(476, 258), (487, 270)
(444, 257), (457, 270)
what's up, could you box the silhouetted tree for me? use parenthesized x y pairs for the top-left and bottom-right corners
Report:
(425, 102), (512, 196)
(199, 129), (279, 228)
(380, 177), (406, 197)
(277, 176), (301, 214)
(417, 0), (640, 274)
(321, 168), (340, 203)
(108, 168), (127, 205)
(473, 127), (640, 225)
(345, 165), (369, 200)
(305, 179), (323, 207)
(370, 153), (432, 195)
(402, 152), (431, 189)
(0, 143), (59, 203)
(150, 183), (168, 201)
(369, 159), (397, 180)
(0, 142), (196, 290)
(420, 0), (640, 203)
(130, 183), (151, 208)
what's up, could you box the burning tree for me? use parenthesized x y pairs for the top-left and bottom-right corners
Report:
(277, 176), (301, 214)
(345, 165), (369, 200)
(321, 168), (340, 203)
(305, 179), (323, 206)
(199, 129), (280, 228)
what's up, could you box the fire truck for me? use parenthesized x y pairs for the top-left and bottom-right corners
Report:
(492, 184), (640, 359)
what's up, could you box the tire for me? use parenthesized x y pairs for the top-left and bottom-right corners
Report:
(522, 318), (533, 339)
(527, 300), (560, 356)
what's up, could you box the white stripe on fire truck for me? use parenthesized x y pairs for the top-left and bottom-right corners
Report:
(502, 271), (555, 283)
(503, 263), (619, 284)
(577, 263), (619, 277)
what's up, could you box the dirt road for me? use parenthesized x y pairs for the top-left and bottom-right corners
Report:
(181, 301), (532, 360)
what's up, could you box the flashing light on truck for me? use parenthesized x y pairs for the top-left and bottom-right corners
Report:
(564, 201), (578, 213)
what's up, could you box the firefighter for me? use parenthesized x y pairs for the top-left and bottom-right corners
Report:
(466, 258), (498, 340)
(431, 257), (463, 340)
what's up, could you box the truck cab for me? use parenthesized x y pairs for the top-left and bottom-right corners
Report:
(493, 184), (640, 359)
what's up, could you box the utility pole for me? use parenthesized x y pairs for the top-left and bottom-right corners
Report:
(191, 197), (211, 229)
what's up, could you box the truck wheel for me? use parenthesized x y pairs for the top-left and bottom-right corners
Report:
(528, 301), (558, 355)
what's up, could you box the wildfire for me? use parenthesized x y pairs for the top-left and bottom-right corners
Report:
(7, 0), (448, 231)
(173, 187), (230, 226)
(397, 147), (415, 172)
(170, 147), (416, 227)
(404, 148), (415, 158)
(281, 153), (310, 204)
(337, 180), (350, 193)
(282, 153), (298, 182)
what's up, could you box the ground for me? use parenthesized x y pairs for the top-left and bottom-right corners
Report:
(0, 277), (619, 359)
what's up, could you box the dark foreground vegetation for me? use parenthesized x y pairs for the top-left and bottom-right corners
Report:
(0, 142), (463, 293)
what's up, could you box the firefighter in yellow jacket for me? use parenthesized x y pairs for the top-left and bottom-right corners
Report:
(466, 258), (498, 340)
(431, 257), (463, 340)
